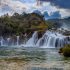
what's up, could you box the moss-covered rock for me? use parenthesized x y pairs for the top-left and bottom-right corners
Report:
(59, 44), (70, 57)
(63, 46), (70, 57)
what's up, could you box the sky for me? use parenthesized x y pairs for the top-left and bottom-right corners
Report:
(0, 0), (70, 18)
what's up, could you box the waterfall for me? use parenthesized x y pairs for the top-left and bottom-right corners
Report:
(25, 31), (70, 48)
(0, 36), (20, 46)
(0, 37), (4, 46)
(16, 36), (19, 46)
(0, 31), (69, 48)
(26, 31), (38, 46)
(7, 38), (10, 46)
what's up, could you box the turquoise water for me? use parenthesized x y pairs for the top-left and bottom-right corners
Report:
(0, 47), (70, 70)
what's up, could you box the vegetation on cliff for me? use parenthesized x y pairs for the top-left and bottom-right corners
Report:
(0, 12), (48, 36)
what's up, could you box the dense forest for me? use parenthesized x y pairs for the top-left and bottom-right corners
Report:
(0, 12), (70, 37)
(0, 12), (48, 37)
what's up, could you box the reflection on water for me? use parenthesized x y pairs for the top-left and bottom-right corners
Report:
(0, 47), (70, 70)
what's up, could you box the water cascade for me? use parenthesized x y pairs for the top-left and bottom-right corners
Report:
(0, 36), (20, 46)
(16, 36), (20, 46)
(0, 31), (70, 48)
(26, 31), (38, 46)
(0, 37), (4, 46)
(25, 31), (70, 48)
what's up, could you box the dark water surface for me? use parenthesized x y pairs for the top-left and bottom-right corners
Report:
(0, 47), (70, 70)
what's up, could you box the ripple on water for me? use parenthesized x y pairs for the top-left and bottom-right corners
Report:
(0, 48), (70, 70)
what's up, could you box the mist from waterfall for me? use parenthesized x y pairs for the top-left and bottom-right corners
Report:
(26, 31), (38, 46)
(61, 22), (70, 30)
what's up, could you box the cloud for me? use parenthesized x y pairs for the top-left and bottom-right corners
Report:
(43, 11), (61, 20)
(36, 0), (70, 17)
(38, 0), (70, 9)
(0, 0), (29, 14)
(0, 0), (70, 18)
(33, 10), (42, 15)
(43, 11), (49, 20)
(1, 5), (12, 12)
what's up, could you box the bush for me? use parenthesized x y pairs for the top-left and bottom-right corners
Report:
(63, 46), (70, 57)
(59, 44), (70, 57)
(0, 13), (48, 36)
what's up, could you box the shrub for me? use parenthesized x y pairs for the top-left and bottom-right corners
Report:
(59, 44), (70, 57)
(63, 45), (70, 57)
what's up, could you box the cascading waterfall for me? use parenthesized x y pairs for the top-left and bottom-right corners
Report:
(16, 36), (19, 46)
(25, 31), (70, 48)
(0, 36), (20, 46)
(7, 38), (10, 45)
(0, 37), (4, 46)
(0, 31), (70, 48)
(26, 31), (38, 46)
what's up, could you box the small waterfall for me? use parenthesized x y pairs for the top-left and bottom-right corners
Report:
(7, 38), (10, 46)
(0, 36), (20, 46)
(16, 36), (19, 46)
(0, 37), (4, 46)
(26, 31), (38, 46)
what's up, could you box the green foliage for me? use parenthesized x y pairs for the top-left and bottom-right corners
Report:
(0, 13), (48, 36)
(63, 46), (70, 57)
(45, 21), (54, 29)
(59, 44), (70, 57)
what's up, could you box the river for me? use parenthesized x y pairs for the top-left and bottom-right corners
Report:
(0, 47), (70, 70)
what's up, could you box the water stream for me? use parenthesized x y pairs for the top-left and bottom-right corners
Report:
(0, 31), (70, 48)
(25, 31), (70, 48)
(0, 47), (70, 70)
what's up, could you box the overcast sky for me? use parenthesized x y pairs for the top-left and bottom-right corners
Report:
(0, 0), (70, 18)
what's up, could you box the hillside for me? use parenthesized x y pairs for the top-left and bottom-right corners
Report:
(0, 13), (48, 37)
